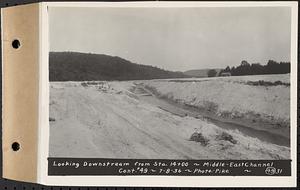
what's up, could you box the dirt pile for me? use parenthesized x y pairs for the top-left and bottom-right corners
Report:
(189, 132), (209, 146)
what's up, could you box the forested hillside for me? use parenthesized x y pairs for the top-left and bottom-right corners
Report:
(49, 52), (187, 81)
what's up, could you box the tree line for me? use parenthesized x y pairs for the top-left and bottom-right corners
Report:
(218, 60), (290, 76)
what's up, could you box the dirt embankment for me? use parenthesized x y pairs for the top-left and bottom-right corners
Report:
(142, 78), (290, 140)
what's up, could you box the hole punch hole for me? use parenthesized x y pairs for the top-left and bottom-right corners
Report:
(12, 39), (21, 49)
(12, 142), (20, 151)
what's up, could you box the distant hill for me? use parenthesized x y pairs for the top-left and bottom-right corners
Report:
(49, 52), (187, 81)
(184, 69), (222, 78)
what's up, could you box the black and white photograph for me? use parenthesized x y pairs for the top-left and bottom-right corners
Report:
(48, 5), (292, 161)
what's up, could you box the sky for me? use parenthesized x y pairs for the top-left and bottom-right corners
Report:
(49, 7), (291, 72)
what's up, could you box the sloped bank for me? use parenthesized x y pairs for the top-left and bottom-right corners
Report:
(143, 74), (290, 139)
